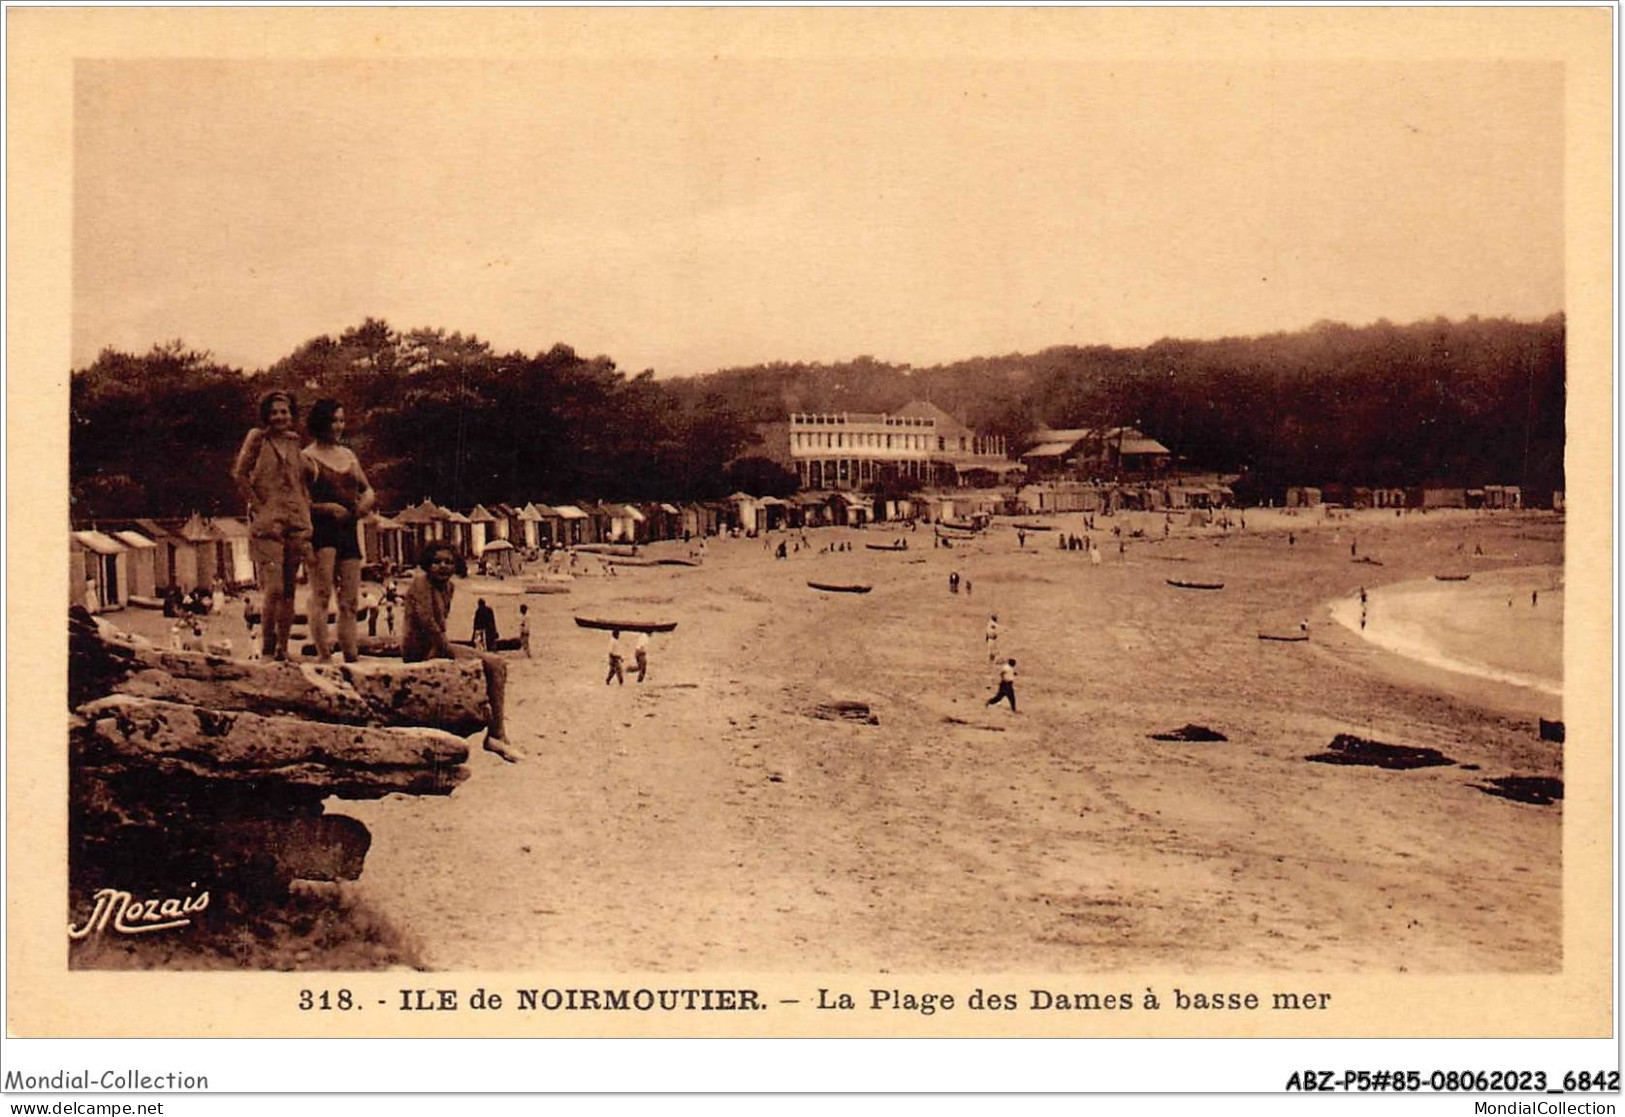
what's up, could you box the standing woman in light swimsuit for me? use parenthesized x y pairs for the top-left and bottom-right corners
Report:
(302, 398), (376, 662)
(233, 390), (316, 661)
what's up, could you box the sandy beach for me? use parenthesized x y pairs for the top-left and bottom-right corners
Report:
(106, 507), (1564, 974)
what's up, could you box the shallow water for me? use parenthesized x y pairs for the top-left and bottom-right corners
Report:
(1330, 567), (1562, 697)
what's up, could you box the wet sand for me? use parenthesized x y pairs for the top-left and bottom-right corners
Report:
(1330, 569), (1562, 699)
(104, 507), (1566, 973)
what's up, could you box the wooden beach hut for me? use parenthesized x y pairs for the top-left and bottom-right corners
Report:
(178, 513), (226, 591)
(71, 529), (129, 612)
(210, 517), (256, 586)
(361, 512), (408, 568)
(550, 504), (591, 547)
(514, 503), (545, 550)
(111, 529), (160, 599)
(757, 496), (791, 532)
(607, 503), (646, 544)
(826, 491), (872, 527)
(726, 492), (761, 534)
(132, 518), (196, 592)
(468, 505), (499, 555)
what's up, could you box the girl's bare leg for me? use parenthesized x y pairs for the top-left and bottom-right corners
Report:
(337, 557), (361, 661)
(308, 548), (337, 660)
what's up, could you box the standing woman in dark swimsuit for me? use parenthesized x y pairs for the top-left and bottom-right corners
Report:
(302, 398), (375, 662)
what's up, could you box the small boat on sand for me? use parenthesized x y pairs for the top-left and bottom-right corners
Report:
(1167, 578), (1224, 590)
(573, 616), (678, 633)
(1258, 632), (1309, 642)
(1012, 522), (1055, 532)
(807, 581), (872, 594)
(865, 543), (909, 552)
(523, 580), (571, 595)
(1434, 573), (1471, 582)
(657, 558), (701, 567)
(453, 637), (523, 651)
(574, 543), (638, 556)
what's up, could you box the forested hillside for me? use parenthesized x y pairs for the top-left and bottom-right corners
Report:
(70, 314), (1564, 519)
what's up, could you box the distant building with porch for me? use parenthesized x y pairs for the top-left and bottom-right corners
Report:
(1020, 426), (1171, 479)
(755, 400), (1014, 491)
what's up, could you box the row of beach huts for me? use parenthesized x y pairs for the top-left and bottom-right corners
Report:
(69, 479), (1552, 612)
(69, 489), (1011, 612)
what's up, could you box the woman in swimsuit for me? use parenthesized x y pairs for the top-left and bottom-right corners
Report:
(302, 398), (376, 662)
(233, 390), (315, 661)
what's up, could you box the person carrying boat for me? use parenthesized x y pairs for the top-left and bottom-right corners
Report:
(401, 542), (522, 763)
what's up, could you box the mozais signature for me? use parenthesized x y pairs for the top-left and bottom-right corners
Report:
(68, 885), (210, 939)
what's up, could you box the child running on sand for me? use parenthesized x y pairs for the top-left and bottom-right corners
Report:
(987, 658), (1018, 712)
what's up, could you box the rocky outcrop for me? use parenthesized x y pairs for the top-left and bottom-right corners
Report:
(71, 624), (487, 732)
(78, 695), (470, 796)
(68, 610), (484, 907)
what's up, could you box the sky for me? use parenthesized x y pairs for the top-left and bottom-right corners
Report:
(72, 55), (1564, 376)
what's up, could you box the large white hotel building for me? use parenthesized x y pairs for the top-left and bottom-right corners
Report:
(756, 400), (1012, 491)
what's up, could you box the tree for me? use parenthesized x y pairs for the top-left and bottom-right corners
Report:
(721, 456), (799, 498)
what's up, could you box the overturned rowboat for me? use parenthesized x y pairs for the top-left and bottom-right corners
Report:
(1167, 578), (1224, 591)
(573, 616), (678, 633)
(807, 581), (873, 594)
(1434, 573), (1471, 582)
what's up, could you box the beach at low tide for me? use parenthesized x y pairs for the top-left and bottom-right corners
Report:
(99, 506), (1567, 975)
